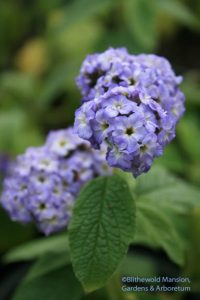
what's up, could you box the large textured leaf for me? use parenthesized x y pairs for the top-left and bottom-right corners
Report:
(5, 234), (68, 263)
(133, 167), (200, 265)
(13, 266), (83, 300)
(69, 175), (135, 292)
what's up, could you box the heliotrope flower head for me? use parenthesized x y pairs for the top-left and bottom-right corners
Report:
(74, 48), (185, 177)
(0, 128), (112, 235)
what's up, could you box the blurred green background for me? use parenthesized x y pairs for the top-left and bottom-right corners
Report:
(0, 0), (200, 299)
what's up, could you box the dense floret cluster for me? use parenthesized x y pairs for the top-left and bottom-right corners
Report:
(75, 48), (185, 177)
(0, 128), (111, 235)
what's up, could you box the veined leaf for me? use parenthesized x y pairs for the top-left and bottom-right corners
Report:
(69, 175), (135, 292)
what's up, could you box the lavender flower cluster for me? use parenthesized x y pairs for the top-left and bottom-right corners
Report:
(0, 128), (111, 235)
(0, 154), (10, 179)
(75, 48), (185, 177)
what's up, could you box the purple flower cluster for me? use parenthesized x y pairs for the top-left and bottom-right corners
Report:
(0, 128), (112, 235)
(75, 48), (185, 177)
(0, 154), (10, 179)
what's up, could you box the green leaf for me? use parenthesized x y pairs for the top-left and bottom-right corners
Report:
(177, 118), (200, 162)
(135, 167), (200, 214)
(187, 162), (200, 186)
(4, 234), (68, 263)
(135, 202), (185, 265)
(133, 167), (200, 265)
(124, 0), (158, 50)
(155, 143), (185, 173)
(182, 72), (200, 107)
(184, 206), (200, 291)
(13, 266), (83, 300)
(156, 0), (200, 29)
(69, 175), (135, 292)
(25, 252), (70, 282)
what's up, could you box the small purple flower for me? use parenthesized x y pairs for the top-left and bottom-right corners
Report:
(111, 114), (146, 152)
(74, 102), (95, 139)
(106, 146), (132, 171)
(102, 94), (138, 118)
(46, 128), (79, 156)
(91, 109), (111, 144)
